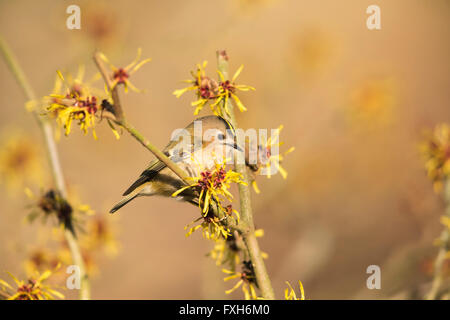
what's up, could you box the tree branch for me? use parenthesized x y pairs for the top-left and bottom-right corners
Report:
(216, 50), (275, 299)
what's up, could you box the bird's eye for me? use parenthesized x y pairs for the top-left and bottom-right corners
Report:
(217, 133), (225, 141)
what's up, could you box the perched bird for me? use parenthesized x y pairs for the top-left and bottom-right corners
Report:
(109, 115), (241, 213)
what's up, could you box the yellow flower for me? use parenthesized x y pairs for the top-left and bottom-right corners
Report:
(172, 160), (245, 216)
(35, 67), (121, 140)
(44, 69), (110, 139)
(56, 65), (102, 98)
(223, 261), (259, 300)
(0, 269), (64, 300)
(173, 62), (254, 116)
(213, 65), (255, 115)
(285, 280), (305, 300)
(80, 215), (120, 257)
(0, 132), (42, 192)
(173, 61), (219, 115)
(26, 65), (101, 114)
(420, 123), (450, 193)
(174, 160), (243, 241)
(250, 125), (294, 193)
(23, 248), (63, 277)
(48, 99), (100, 139)
(184, 212), (231, 241)
(98, 48), (151, 93)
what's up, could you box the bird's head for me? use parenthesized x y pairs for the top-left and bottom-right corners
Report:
(170, 116), (242, 169)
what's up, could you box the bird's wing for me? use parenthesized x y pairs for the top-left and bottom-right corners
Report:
(121, 135), (194, 197)
(122, 159), (167, 196)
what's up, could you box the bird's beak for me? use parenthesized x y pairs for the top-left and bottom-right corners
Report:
(225, 140), (243, 152)
(233, 142), (243, 152)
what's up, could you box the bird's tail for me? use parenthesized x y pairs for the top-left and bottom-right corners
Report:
(109, 193), (139, 214)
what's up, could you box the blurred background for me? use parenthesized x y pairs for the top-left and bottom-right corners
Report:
(0, 0), (449, 299)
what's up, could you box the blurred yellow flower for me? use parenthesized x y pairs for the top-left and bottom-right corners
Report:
(420, 123), (450, 193)
(23, 248), (64, 277)
(82, 2), (120, 46)
(291, 29), (335, 77)
(0, 133), (42, 192)
(209, 234), (241, 267)
(441, 216), (450, 230)
(46, 213), (120, 278)
(80, 215), (120, 257)
(347, 77), (397, 126)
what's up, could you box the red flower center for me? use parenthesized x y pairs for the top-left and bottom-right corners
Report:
(113, 68), (129, 84)
(220, 80), (235, 94)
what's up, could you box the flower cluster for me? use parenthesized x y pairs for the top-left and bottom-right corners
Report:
(184, 209), (231, 241)
(173, 61), (254, 116)
(0, 269), (63, 300)
(173, 161), (245, 216)
(175, 160), (244, 241)
(44, 69), (106, 139)
(37, 50), (150, 140)
(420, 123), (450, 193)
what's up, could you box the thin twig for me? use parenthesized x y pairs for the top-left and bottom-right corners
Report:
(0, 35), (90, 300)
(427, 178), (450, 300)
(216, 50), (275, 299)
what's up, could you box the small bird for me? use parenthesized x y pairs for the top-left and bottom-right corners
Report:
(109, 115), (241, 213)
